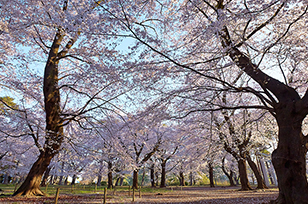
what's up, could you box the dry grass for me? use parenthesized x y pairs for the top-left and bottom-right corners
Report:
(0, 186), (279, 204)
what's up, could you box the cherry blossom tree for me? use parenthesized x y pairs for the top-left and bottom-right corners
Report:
(1, 0), (132, 196)
(117, 116), (164, 189)
(112, 0), (308, 202)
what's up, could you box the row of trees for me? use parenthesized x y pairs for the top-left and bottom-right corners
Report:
(1, 96), (275, 190)
(1, 0), (308, 203)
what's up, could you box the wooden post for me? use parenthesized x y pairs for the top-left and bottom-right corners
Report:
(139, 186), (141, 198)
(132, 187), (135, 202)
(103, 188), (107, 204)
(54, 188), (60, 204)
(128, 186), (131, 196)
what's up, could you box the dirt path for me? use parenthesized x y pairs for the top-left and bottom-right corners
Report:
(0, 186), (278, 204)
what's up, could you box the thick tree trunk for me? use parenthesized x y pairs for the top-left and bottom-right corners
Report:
(160, 161), (167, 188)
(209, 163), (215, 187)
(179, 171), (185, 186)
(13, 28), (64, 197)
(246, 155), (268, 189)
(150, 164), (156, 187)
(132, 170), (138, 189)
(238, 159), (252, 191)
(13, 152), (53, 196)
(271, 118), (308, 204)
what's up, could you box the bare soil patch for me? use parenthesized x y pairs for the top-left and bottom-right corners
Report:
(0, 186), (278, 204)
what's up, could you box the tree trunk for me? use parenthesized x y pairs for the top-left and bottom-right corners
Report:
(13, 152), (54, 196)
(141, 169), (146, 186)
(3, 174), (9, 184)
(271, 117), (308, 204)
(107, 161), (113, 189)
(119, 177), (124, 186)
(265, 161), (274, 185)
(132, 169), (138, 189)
(150, 164), (156, 187)
(115, 177), (120, 186)
(58, 162), (65, 185)
(208, 163), (215, 187)
(220, 23), (308, 203)
(179, 171), (185, 186)
(97, 175), (102, 186)
(221, 158), (236, 186)
(71, 174), (77, 185)
(238, 158), (252, 191)
(58, 175), (63, 185)
(49, 175), (54, 185)
(160, 161), (167, 188)
(64, 177), (68, 185)
(189, 172), (193, 186)
(246, 155), (268, 189)
(107, 173), (113, 189)
(41, 166), (51, 187)
(13, 28), (64, 197)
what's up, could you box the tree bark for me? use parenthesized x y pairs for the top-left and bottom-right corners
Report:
(64, 177), (68, 185)
(49, 175), (54, 185)
(271, 117), (308, 204)
(115, 177), (120, 186)
(58, 162), (65, 185)
(40, 166), (51, 187)
(238, 159), (252, 191)
(58, 175), (63, 185)
(150, 164), (156, 187)
(208, 163), (215, 188)
(97, 175), (102, 186)
(221, 157), (235, 186)
(179, 171), (185, 186)
(3, 174), (9, 184)
(71, 174), (77, 185)
(246, 154), (268, 189)
(141, 169), (146, 186)
(132, 169), (138, 189)
(160, 161), (167, 188)
(119, 177), (124, 186)
(13, 152), (54, 196)
(107, 161), (113, 189)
